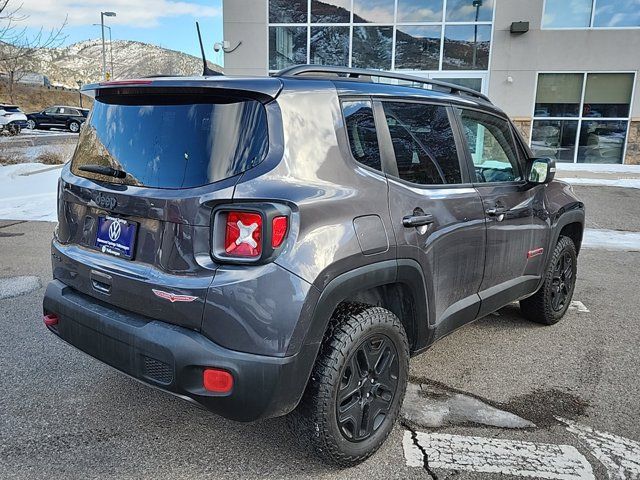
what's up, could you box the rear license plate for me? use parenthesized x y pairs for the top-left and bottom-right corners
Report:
(95, 216), (138, 259)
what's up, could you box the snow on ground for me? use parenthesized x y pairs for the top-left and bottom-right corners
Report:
(556, 163), (640, 174)
(582, 228), (640, 252)
(561, 177), (640, 189)
(0, 163), (62, 222)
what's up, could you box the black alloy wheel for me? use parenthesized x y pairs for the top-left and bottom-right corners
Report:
(551, 250), (574, 312)
(337, 334), (399, 442)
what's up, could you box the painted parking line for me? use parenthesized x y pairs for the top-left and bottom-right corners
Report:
(559, 418), (640, 480)
(403, 431), (594, 480)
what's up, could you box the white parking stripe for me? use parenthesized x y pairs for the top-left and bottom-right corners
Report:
(403, 431), (594, 480)
(559, 418), (640, 480)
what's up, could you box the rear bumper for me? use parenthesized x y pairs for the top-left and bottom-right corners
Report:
(43, 279), (316, 422)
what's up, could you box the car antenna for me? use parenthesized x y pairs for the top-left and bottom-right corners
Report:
(196, 21), (222, 76)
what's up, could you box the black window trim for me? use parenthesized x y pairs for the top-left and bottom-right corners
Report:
(452, 105), (529, 187)
(373, 97), (474, 190)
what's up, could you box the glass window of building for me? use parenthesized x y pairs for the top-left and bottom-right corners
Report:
(543, 0), (640, 28)
(269, 0), (308, 23)
(352, 26), (393, 69)
(353, 0), (395, 23)
(267, 0), (494, 76)
(269, 26), (307, 70)
(433, 77), (483, 92)
(395, 26), (441, 70)
(442, 25), (492, 70)
(531, 73), (634, 164)
(397, 0), (443, 22)
(311, 0), (351, 23)
(445, 0), (494, 22)
(311, 26), (350, 66)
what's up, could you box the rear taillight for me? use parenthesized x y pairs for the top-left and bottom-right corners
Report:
(224, 211), (262, 257)
(212, 204), (291, 263)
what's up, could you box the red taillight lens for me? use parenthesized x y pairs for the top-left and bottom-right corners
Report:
(271, 216), (288, 248)
(224, 211), (262, 257)
(203, 368), (234, 393)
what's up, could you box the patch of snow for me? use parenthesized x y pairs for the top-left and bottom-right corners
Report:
(0, 163), (61, 222)
(556, 163), (640, 174)
(582, 229), (640, 252)
(401, 382), (534, 429)
(562, 177), (640, 189)
(0, 276), (42, 300)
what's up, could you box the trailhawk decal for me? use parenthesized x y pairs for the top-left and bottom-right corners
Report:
(527, 247), (544, 258)
(152, 289), (198, 303)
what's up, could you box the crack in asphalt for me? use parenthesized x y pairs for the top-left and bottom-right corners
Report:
(401, 421), (438, 480)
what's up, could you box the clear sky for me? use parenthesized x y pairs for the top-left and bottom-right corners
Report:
(18, 0), (225, 64)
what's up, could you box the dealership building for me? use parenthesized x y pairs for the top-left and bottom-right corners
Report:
(222, 0), (640, 165)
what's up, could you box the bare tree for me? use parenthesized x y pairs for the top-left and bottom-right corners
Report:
(0, 0), (66, 100)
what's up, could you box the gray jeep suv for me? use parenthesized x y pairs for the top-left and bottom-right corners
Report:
(43, 66), (584, 466)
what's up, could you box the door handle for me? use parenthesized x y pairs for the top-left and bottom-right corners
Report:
(402, 213), (434, 228)
(485, 207), (507, 216)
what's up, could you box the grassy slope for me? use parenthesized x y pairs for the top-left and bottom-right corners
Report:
(0, 81), (93, 113)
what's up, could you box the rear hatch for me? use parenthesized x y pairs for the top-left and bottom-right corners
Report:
(54, 79), (280, 330)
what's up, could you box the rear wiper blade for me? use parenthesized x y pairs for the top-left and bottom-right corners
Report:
(78, 164), (127, 179)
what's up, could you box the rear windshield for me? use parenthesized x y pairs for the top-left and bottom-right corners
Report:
(71, 95), (269, 189)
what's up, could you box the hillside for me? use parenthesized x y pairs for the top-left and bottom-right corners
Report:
(0, 80), (92, 113)
(23, 39), (222, 88)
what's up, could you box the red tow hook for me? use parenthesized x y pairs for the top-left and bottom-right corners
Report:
(43, 314), (59, 327)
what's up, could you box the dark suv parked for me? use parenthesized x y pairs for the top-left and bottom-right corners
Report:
(43, 66), (584, 466)
(27, 105), (89, 132)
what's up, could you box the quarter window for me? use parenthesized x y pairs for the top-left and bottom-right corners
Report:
(457, 109), (521, 183)
(342, 100), (382, 171)
(384, 102), (462, 185)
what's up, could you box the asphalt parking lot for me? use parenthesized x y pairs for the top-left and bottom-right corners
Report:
(1, 185), (639, 479)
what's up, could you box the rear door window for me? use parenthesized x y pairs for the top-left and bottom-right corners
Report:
(342, 100), (382, 171)
(71, 95), (269, 189)
(383, 101), (462, 185)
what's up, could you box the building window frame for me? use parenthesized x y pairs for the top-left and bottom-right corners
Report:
(266, 0), (496, 79)
(541, 0), (640, 30)
(529, 71), (637, 164)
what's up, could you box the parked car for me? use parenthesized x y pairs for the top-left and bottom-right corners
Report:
(43, 66), (585, 466)
(26, 105), (89, 132)
(0, 104), (28, 135)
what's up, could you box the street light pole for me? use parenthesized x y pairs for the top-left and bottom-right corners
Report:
(100, 11), (116, 80)
(76, 80), (83, 108)
(472, 0), (482, 68)
(94, 23), (114, 78)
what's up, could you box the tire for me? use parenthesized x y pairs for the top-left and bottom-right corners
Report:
(520, 236), (577, 325)
(69, 121), (80, 133)
(290, 303), (409, 467)
(27, 119), (36, 130)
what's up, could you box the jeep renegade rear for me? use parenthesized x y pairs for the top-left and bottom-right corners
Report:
(44, 67), (584, 466)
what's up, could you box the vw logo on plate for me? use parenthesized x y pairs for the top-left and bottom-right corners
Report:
(108, 221), (122, 242)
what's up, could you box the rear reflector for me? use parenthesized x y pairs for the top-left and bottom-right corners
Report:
(271, 216), (288, 248)
(203, 368), (234, 393)
(43, 314), (59, 326)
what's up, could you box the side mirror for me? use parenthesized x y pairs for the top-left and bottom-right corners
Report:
(528, 157), (556, 184)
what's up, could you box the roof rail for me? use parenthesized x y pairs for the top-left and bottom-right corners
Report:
(274, 65), (491, 103)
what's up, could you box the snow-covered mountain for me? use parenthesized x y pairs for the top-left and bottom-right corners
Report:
(28, 39), (222, 88)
